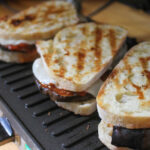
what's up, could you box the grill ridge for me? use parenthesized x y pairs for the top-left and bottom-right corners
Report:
(25, 97), (50, 108)
(0, 64), (17, 71)
(42, 111), (72, 128)
(51, 115), (97, 136)
(18, 90), (39, 99)
(32, 106), (57, 117)
(1, 66), (30, 78)
(62, 130), (97, 148)
(6, 74), (33, 84)
(32, 101), (58, 117)
(12, 82), (35, 92)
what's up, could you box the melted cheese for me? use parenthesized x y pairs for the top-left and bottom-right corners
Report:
(33, 58), (103, 97)
(32, 58), (56, 84)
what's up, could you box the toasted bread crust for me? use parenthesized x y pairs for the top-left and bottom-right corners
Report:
(0, 47), (38, 63)
(97, 105), (150, 129)
(97, 42), (150, 128)
(37, 23), (127, 92)
(0, 1), (78, 42)
(98, 121), (132, 150)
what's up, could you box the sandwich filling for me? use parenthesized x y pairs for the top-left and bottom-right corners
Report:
(33, 58), (103, 102)
(0, 43), (36, 52)
(112, 126), (150, 149)
(0, 38), (36, 53)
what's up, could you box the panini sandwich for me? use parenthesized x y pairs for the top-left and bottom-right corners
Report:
(0, 1), (78, 63)
(33, 22), (127, 115)
(97, 42), (150, 149)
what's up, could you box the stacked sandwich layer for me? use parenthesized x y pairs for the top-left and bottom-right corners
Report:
(0, 1), (78, 63)
(97, 42), (150, 150)
(33, 22), (127, 115)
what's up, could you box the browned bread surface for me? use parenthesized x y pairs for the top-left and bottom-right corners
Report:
(97, 42), (150, 128)
(37, 23), (127, 92)
(0, 1), (78, 41)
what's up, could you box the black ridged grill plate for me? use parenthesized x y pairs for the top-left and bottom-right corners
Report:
(0, 61), (107, 150)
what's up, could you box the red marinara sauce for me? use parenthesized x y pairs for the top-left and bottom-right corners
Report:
(4, 43), (35, 52)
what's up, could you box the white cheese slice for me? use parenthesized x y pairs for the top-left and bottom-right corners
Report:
(32, 58), (56, 84)
(33, 58), (103, 97)
(0, 38), (36, 45)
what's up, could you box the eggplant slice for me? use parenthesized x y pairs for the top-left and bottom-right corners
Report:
(35, 78), (95, 102)
(112, 126), (150, 150)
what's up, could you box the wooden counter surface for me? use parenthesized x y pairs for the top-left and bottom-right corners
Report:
(0, 0), (150, 149)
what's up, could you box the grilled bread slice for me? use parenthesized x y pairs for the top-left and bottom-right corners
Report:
(97, 42), (150, 129)
(0, 1), (78, 43)
(98, 121), (131, 150)
(37, 23), (127, 92)
(0, 1), (78, 63)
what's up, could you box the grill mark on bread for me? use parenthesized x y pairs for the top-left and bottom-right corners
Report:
(140, 57), (150, 89)
(81, 26), (87, 35)
(132, 83), (144, 99)
(109, 29), (116, 55)
(111, 68), (121, 89)
(128, 78), (144, 100)
(124, 57), (132, 73)
(77, 50), (86, 71)
(140, 57), (149, 69)
(41, 4), (69, 22)
(54, 52), (67, 78)
(44, 53), (52, 66)
(124, 56), (145, 99)
(74, 40), (87, 80)
(94, 27), (103, 71)
(11, 15), (35, 26)
(24, 15), (35, 21)
(53, 60), (66, 78)
(11, 19), (22, 26)
(59, 65), (66, 78)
